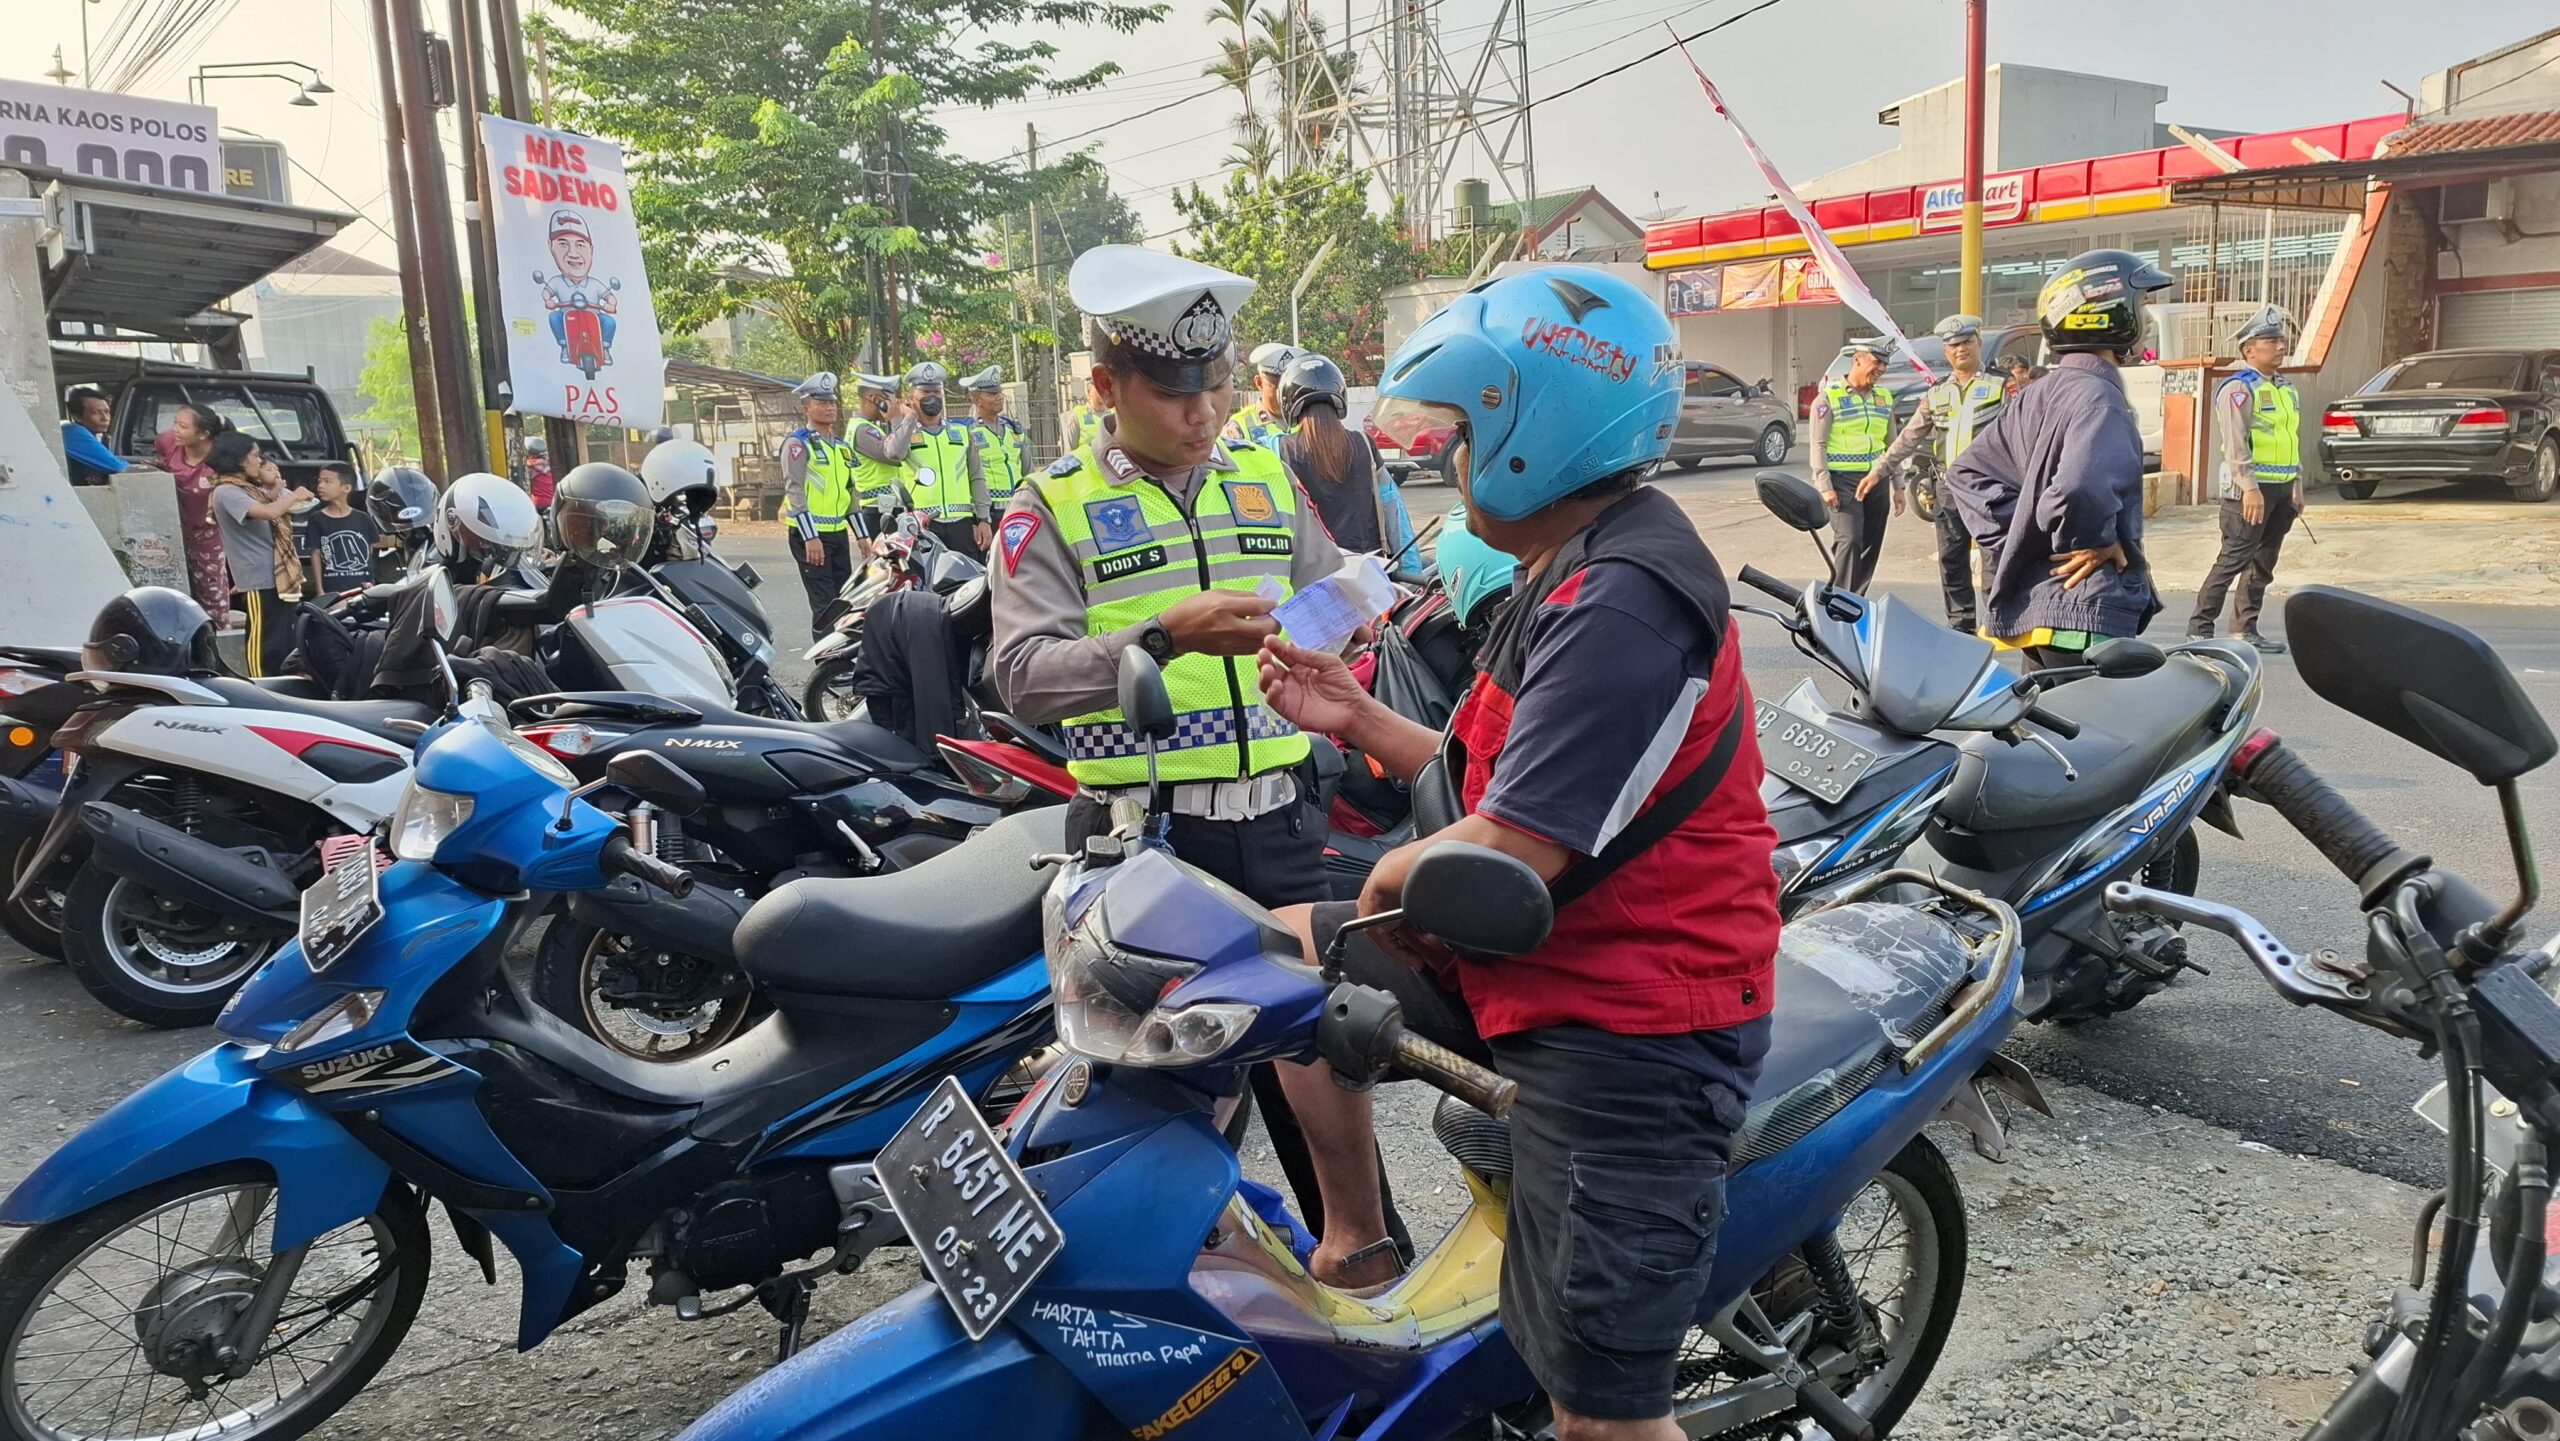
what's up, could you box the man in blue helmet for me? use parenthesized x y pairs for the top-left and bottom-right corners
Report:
(1256, 268), (1781, 1441)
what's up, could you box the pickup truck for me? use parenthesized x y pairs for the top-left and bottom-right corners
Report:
(53, 348), (362, 490)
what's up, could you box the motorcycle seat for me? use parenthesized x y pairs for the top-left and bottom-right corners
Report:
(684, 700), (934, 774)
(984, 712), (1070, 769)
(0, 644), (82, 672)
(1942, 652), (2241, 832)
(199, 677), (439, 743)
(735, 807), (1067, 1001)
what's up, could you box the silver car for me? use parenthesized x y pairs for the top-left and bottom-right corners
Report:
(1664, 362), (1794, 470)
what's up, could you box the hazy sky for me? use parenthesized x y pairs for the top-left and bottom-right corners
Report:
(9, 0), (2555, 269)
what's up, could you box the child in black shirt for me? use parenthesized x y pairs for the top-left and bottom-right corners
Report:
(297, 464), (388, 594)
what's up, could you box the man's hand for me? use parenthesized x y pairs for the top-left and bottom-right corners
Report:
(1158, 590), (1279, 656)
(1855, 470), (1883, 502)
(2293, 486), (2307, 512)
(1257, 635), (1374, 738)
(802, 538), (824, 566)
(973, 520), (993, 552)
(1890, 483), (1907, 516)
(1817, 479), (1840, 509)
(2240, 487), (2266, 525)
(2051, 542), (2129, 590)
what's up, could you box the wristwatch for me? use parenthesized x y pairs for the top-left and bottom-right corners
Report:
(1137, 619), (1177, 661)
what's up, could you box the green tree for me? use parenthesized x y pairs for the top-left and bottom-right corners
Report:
(543, 0), (1163, 374)
(355, 315), (421, 465)
(1170, 164), (1426, 380)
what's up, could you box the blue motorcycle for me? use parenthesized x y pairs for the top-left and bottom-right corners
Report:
(0, 686), (1069, 1441)
(677, 652), (2034, 1441)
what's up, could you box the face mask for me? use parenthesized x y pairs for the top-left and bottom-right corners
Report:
(919, 393), (943, 419)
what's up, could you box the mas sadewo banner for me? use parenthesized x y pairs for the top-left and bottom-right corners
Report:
(478, 114), (665, 429)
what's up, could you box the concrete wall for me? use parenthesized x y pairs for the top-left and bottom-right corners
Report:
(2436, 172), (2560, 284)
(2422, 27), (2560, 117)
(1382, 278), (1474, 356)
(1806, 65), (2168, 197)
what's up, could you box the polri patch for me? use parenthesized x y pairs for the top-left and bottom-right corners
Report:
(1084, 496), (1153, 553)
(1225, 481), (1280, 526)
(1236, 532), (1291, 557)
(998, 510), (1042, 576)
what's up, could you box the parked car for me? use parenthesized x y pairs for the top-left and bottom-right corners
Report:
(2319, 347), (2560, 503)
(1365, 412), (1458, 485)
(52, 348), (361, 492)
(1664, 362), (1792, 468)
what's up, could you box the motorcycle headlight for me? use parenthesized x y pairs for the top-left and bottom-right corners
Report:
(390, 782), (475, 861)
(1042, 890), (1260, 1068)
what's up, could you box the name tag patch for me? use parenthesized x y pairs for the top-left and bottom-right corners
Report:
(1236, 532), (1292, 557)
(1093, 545), (1170, 582)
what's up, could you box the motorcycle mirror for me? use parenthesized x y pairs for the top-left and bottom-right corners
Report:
(1754, 471), (1830, 534)
(1403, 841), (1553, 958)
(606, 750), (708, 817)
(2089, 637), (2166, 680)
(2287, 586), (2557, 786)
(1115, 648), (1177, 743)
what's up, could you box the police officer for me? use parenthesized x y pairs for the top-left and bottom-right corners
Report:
(1875, 314), (2006, 632)
(958, 365), (1029, 509)
(780, 372), (858, 637)
(899, 361), (992, 560)
(1809, 338), (1897, 592)
(2186, 306), (2302, 653)
(1226, 341), (1299, 446)
(990, 244), (1403, 1253)
(1061, 384), (1108, 458)
(847, 371), (915, 544)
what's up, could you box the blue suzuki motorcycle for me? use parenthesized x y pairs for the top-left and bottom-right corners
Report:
(0, 688), (1067, 1441)
(677, 653), (2033, 1441)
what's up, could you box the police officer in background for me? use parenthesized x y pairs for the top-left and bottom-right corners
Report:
(990, 244), (1405, 1256)
(2186, 305), (2302, 653)
(1226, 341), (1299, 446)
(780, 372), (857, 637)
(1061, 383), (1107, 458)
(1874, 314), (2006, 633)
(900, 361), (992, 560)
(847, 372), (915, 545)
(958, 365), (1029, 509)
(1807, 338), (1897, 592)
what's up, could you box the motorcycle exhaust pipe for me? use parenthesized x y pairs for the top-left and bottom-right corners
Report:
(76, 802), (301, 934)
(566, 873), (751, 961)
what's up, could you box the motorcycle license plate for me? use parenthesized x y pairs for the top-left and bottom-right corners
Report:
(299, 839), (384, 974)
(1755, 701), (1878, 804)
(875, 1075), (1064, 1340)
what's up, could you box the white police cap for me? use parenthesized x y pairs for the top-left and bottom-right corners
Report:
(906, 360), (950, 387)
(852, 372), (902, 394)
(792, 371), (841, 400)
(962, 365), (1004, 392)
(1069, 244), (1256, 396)
(1249, 342), (1300, 376)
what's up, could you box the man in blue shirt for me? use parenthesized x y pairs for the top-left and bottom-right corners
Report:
(62, 389), (127, 486)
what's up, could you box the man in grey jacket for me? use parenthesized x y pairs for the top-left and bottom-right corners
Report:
(1947, 248), (2172, 670)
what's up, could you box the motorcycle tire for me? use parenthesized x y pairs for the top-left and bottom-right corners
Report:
(803, 655), (865, 723)
(1908, 470), (1944, 524)
(0, 1162), (429, 1441)
(59, 866), (286, 1029)
(532, 915), (761, 1063)
(0, 824), (68, 961)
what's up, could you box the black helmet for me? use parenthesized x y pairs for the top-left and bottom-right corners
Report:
(552, 462), (656, 571)
(1278, 352), (1348, 425)
(84, 586), (220, 677)
(367, 466), (437, 539)
(2039, 249), (2174, 357)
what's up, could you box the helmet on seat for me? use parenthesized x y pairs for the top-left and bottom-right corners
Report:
(2038, 249), (2174, 358)
(84, 587), (221, 677)
(551, 462), (656, 571)
(1278, 353), (1348, 425)
(434, 473), (542, 579)
(1371, 267), (1680, 523)
(638, 438), (721, 517)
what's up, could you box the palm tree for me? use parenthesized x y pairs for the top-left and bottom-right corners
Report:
(1225, 125), (1278, 187)
(1203, 0), (1259, 130)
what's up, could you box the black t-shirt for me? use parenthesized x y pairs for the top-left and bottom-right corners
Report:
(295, 507), (384, 593)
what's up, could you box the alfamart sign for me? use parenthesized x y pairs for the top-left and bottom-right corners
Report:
(0, 79), (222, 193)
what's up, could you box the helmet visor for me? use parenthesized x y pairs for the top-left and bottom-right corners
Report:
(555, 496), (655, 569)
(1368, 397), (1468, 455)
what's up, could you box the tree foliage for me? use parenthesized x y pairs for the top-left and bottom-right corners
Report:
(541, 0), (1162, 375)
(1170, 165), (1426, 381)
(355, 314), (419, 466)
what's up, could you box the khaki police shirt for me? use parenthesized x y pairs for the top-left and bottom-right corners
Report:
(1874, 370), (2003, 478)
(989, 417), (1347, 725)
(908, 421), (992, 521)
(850, 414), (920, 527)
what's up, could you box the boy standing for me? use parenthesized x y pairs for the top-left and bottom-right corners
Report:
(297, 464), (388, 594)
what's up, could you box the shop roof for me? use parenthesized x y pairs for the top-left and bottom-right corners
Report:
(2171, 111), (2560, 210)
(2388, 108), (2560, 157)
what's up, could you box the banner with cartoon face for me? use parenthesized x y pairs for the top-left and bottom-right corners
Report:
(479, 114), (666, 428)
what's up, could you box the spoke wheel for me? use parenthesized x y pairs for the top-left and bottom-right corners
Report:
(0, 1166), (427, 1441)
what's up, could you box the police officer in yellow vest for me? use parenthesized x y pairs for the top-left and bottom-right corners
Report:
(2187, 305), (2303, 652)
(991, 245), (1407, 1254)
(1875, 314), (2007, 632)
(1061, 385), (1108, 459)
(1808, 337), (1898, 592)
(958, 365), (1029, 510)
(781, 371), (860, 638)
(1226, 342), (1298, 446)
(846, 371), (917, 553)
(900, 361), (992, 560)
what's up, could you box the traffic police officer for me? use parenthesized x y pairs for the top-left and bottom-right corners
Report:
(990, 244), (1403, 1254)
(780, 371), (857, 637)
(847, 371), (915, 544)
(2186, 305), (2302, 653)
(900, 361), (992, 560)
(1808, 338), (1897, 592)
(1061, 385), (1108, 458)
(1875, 314), (2007, 632)
(958, 365), (1030, 508)
(1226, 341), (1299, 446)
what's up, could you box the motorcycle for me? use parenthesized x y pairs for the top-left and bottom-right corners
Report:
(803, 516), (990, 722)
(2104, 585), (2560, 1441)
(0, 686), (1070, 1441)
(1735, 471), (2262, 1022)
(0, 644), (88, 957)
(643, 510), (797, 719)
(674, 650), (2038, 1441)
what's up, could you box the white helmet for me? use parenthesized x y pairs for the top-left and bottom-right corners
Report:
(638, 438), (720, 514)
(434, 472), (541, 578)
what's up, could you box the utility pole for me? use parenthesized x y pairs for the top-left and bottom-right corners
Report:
(385, 0), (488, 474)
(452, 0), (513, 474)
(1958, 0), (1987, 318)
(1027, 123), (1064, 460)
(369, 0), (446, 477)
(1002, 213), (1024, 390)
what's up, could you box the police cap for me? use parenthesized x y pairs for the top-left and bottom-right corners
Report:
(1070, 245), (1256, 396)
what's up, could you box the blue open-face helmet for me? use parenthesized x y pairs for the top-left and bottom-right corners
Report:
(1371, 267), (1681, 523)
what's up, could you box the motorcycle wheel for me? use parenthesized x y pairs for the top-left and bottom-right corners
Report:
(0, 826), (68, 961)
(533, 916), (759, 1062)
(803, 655), (865, 723)
(0, 1163), (429, 1441)
(1666, 1134), (1965, 1438)
(1909, 471), (1944, 523)
(59, 868), (283, 1029)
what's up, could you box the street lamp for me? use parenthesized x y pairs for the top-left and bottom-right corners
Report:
(188, 61), (334, 108)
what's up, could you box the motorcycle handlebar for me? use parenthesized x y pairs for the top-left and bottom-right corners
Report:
(2235, 735), (2425, 904)
(2024, 704), (2081, 740)
(1391, 1030), (1518, 1118)
(601, 835), (695, 898)
(1736, 565), (1803, 608)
